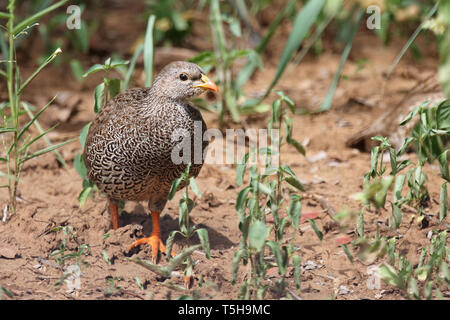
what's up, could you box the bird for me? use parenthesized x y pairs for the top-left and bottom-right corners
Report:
(83, 61), (218, 262)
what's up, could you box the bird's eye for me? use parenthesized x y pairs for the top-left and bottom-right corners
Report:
(179, 73), (188, 81)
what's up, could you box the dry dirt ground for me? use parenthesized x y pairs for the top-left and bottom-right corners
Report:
(0, 1), (448, 300)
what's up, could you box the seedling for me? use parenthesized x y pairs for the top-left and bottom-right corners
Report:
(232, 91), (307, 299)
(0, 0), (74, 214)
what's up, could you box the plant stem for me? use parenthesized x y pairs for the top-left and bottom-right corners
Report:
(6, 0), (17, 212)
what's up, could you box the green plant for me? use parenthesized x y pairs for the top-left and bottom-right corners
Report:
(0, 285), (13, 300)
(0, 0), (74, 214)
(357, 100), (449, 228)
(147, 0), (193, 46)
(232, 91), (312, 299)
(50, 225), (90, 268)
(379, 230), (449, 300)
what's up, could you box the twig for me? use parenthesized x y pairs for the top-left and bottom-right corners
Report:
(306, 193), (336, 217)
(121, 289), (145, 300)
(286, 287), (303, 300)
(2, 204), (7, 222)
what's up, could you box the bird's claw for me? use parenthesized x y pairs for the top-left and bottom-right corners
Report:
(128, 234), (174, 263)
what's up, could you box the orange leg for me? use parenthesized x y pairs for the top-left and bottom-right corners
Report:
(128, 211), (174, 262)
(109, 202), (119, 230)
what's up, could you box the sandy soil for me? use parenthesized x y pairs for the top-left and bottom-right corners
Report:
(0, 1), (448, 300)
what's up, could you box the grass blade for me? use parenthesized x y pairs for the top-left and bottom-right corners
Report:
(20, 138), (76, 164)
(144, 15), (156, 87)
(16, 97), (56, 144)
(385, 1), (440, 78)
(13, 0), (68, 36)
(317, 9), (363, 112)
(17, 48), (62, 96)
(21, 101), (68, 168)
(124, 44), (143, 90)
(440, 183), (448, 222)
(263, 0), (325, 98)
(235, 0), (296, 90)
(18, 124), (57, 154)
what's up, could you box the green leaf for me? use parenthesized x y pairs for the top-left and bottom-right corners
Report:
(165, 230), (181, 262)
(236, 186), (251, 212)
(391, 203), (402, 229)
(231, 249), (246, 285)
(370, 146), (379, 178)
(74, 153), (87, 179)
(284, 176), (305, 192)
(20, 138), (76, 164)
(248, 221), (267, 252)
(189, 177), (202, 199)
(385, 1), (440, 78)
(78, 186), (93, 207)
(0, 127), (16, 134)
(397, 137), (414, 156)
(264, 0), (325, 97)
(287, 196), (301, 229)
(16, 96), (56, 144)
(79, 123), (91, 150)
(110, 59), (129, 69)
(440, 183), (448, 222)
(287, 137), (306, 156)
(94, 83), (105, 113)
(266, 241), (287, 275)
(83, 64), (105, 78)
(195, 228), (210, 259)
(108, 78), (121, 99)
(394, 175), (406, 202)
(70, 59), (84, 82)
(308, 219), (323, 241)
(379, 263), (404, 289)
(124, 44), (143, 90)
(342, 244), (353, 263)
(317, 9), (363, 112)
(102, 250), (111, 265)
(13, 0), (69, 36)
(436, 99), (450, 130)
(188, 51), (217, 71)
(235, 0), (296, 90)
(144, 15), (156, 87)
(400, 103), (426, 126)
(19, 124), (58, 154)
(408, 277), (419, 299)
(292, 254), (301, 290)
(438, 150), (450, 182)
(236, 153), (249, 187)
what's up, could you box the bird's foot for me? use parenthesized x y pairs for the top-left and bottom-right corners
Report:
(128, 234), (174, 263)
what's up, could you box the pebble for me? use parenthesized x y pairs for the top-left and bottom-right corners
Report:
(0, 247), (18, 259)
(338, 285), (353, 295)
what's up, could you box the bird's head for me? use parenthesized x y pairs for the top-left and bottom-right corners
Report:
(151, 61), (219, 101)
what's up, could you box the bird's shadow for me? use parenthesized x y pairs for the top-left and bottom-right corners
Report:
(120, 203), (235, 250)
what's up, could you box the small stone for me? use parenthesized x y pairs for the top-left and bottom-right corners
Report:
(0, 247), (18, 259)
(338, 285), (353, 295)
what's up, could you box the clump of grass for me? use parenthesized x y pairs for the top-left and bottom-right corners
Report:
(50, 225), (90, 269)
(349, 99), (449, 299)
(356, 99), (449, 229)
(379, 230), (449, 300)
(232, 90), (312, 299)
(0, 0), (74, 214)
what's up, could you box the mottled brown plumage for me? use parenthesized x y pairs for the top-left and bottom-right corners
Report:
(83, 61), (218, 261)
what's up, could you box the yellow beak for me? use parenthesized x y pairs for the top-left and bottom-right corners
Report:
(193, 74), (219, 92)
